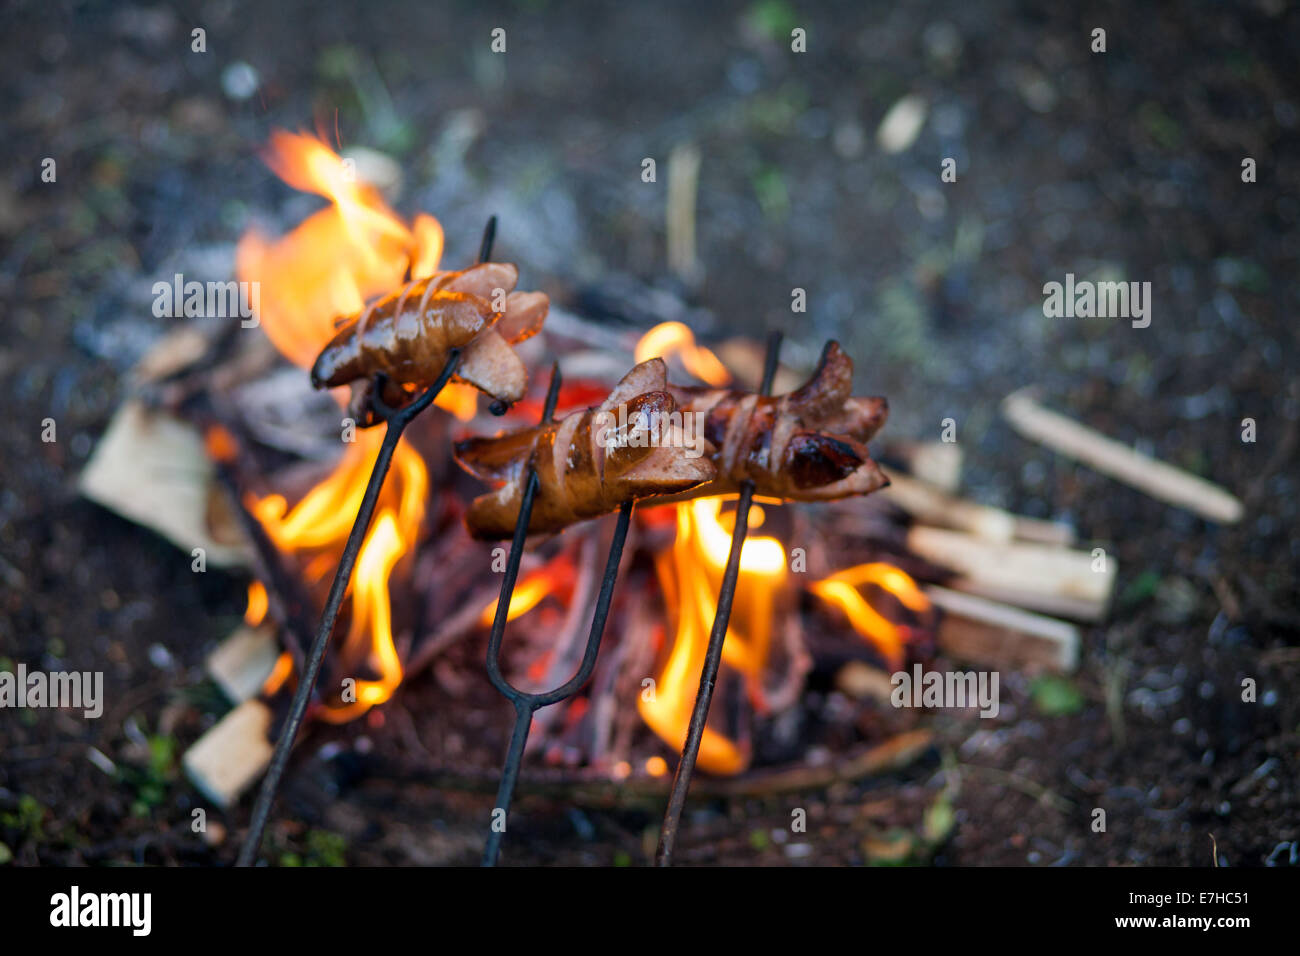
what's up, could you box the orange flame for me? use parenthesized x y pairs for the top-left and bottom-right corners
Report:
(810, 563), (930, 670)
(632, 322), (926, 775)
(634, 321), (730, 386)
(262, 652), (293, 697)
(235, 129), (451, 720)
(244, 580), (268, 627)
(480, 567), (556, 629)
(235, 130), (474, 421)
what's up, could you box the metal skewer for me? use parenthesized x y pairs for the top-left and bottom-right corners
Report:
(481, 363), (634, 866)
(655, 330), (783, 866)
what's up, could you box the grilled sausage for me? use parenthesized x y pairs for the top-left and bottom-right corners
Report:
(311, 262), (548, 416)
(663, 340), (889, 501)
(455, 359), (717, 539)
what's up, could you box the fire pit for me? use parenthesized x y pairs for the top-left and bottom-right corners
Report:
(75, 129), (1134, 868)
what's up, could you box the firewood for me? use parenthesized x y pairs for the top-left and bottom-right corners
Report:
(926, 585), (1079, 673)
(905, 525), (1114, 621)
(182, 700), (274, 809)
(78, 401), (253, 568)
(207, 625), (279, 704)
(881, 468), (1074, 546)
(1002, 388), (1244, 524)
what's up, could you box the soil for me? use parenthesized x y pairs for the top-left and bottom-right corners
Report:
(1, 0), (1297, 866)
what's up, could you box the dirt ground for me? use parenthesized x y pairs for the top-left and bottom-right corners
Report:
(1, 0), (1297, 866)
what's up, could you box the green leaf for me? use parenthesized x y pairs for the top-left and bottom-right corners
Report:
(1121, 569), (1161, 606)
(923, 796), (956, 844)
(746, 0), (799, 41)
(1030, 675), (1085, 716)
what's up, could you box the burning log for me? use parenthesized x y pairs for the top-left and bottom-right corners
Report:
(905, 525), (1115, 621)
(1002, 388), (1244, 524)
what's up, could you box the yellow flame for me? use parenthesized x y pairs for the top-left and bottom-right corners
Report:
(317, 512), (406, 723)
(479, 573), (555, 628)
(638, 497), (786, 775)
(809, 563), (930, 669)
(261, 651), (293, 697)
(634, 321), (731, 386)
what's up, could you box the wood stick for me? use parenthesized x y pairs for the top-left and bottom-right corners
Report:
(182, 700), (274, 809)
(78, 401), (253, 568)
(926, 585), (1079, 673)
(1002, 388), (1244, 524)
(906, 525), (1115, 621)
(365, 729), (935, 806)
(207, 625), (279, 704)
(666, 142), (702, 284)
(882, 467), (1074, 546)
(403, 583), (501, 678)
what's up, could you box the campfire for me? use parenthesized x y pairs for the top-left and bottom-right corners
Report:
(81, 129), (1121, 865)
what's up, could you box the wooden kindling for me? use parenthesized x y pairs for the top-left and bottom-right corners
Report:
(905, 525), (1115, 621)
(1002, 388), (1244, 524)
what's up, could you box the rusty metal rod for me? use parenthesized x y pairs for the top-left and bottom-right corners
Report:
(655, 329), (783, 866)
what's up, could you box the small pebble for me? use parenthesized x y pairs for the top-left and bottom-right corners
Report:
(221, 62), (260, 101)
(147, 643), (173, 669)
